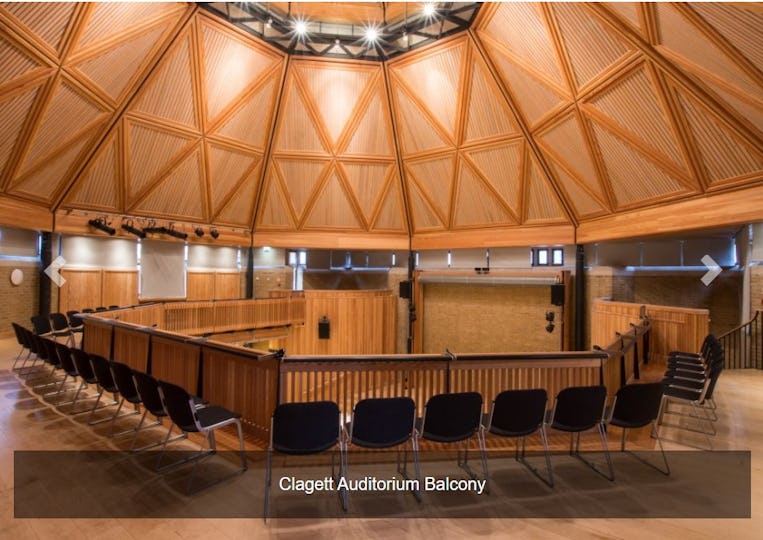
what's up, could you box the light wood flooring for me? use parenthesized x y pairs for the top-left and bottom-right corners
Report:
(0, 337), (759, 539)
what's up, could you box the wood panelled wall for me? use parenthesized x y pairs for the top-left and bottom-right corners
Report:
(58, 268), (138, 313)
(281, 290), (397, 355)
(186, 270), (242, 300)
(591, 298), (709, 365)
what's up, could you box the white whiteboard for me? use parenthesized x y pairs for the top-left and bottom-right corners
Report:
(140, 240), (185, 299)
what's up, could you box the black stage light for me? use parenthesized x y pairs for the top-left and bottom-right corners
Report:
(210, 228), (219, 239)
(88, 218), (116, 235)
(165, 226), (188, 240)
(195, 227), (204, 237)
(121, 222), (146, 238)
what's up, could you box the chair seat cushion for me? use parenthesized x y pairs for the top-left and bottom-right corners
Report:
(195, 405), (240, 430)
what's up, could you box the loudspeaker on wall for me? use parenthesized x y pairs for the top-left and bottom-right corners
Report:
(399, 280), (412, 299)
(551, 283), (565, 306)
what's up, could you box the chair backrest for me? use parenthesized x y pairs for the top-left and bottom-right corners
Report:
(70, 348), (96, 382)
(40, 338), (61, 367)
(30, 314), (52, 335)
(31, 333), (49, 361)
(132, 370), (166, 417)
(53, 341), (77, 377)
(110, 361), (141, 403)
(22, 328), (39, 354)
(95, 307), (107, 312)
(66, 311), (83, 329)
(551, 385), (607, 432)
(421, 392), (483, 442)
(108, 305), (119, 309)
(610, 383), (664, 428)
(82, 308), (95, 313)
(350, 397), (416, 448)
(11, 322), (26, 347)
(50, 313), (69, 332)
(158, 380), (199, 433)
(89, 354), (117, 392)
(489, 388), (547, 437)
(271, 401), (340, 454)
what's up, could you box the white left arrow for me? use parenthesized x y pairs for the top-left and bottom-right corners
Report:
(700, 254), (721, 286)
(44, 255), (67, 287)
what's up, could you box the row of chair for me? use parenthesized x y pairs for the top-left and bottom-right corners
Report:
(265, 381), (670, 519)
(658, 334), (725, 447)
(11, 322), (247, 493)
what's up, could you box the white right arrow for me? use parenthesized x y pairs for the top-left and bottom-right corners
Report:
(700, 254), (721, 286)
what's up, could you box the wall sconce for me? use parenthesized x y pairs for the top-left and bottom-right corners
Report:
(318, 316), (330, 339)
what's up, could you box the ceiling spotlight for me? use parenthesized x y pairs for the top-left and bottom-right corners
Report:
(266, 17), (273, 29)
(121, 220), (146, 239)
(334, 38), (340, 46)
(545, 321), (555, 333)
(194, 227), (205, 238)
(293, 18), (308, 36)
(210, 228), (220, 240)
(423, 3), (437, 17)
(88, 217), (116, 236)
(365, 25), (379, 42)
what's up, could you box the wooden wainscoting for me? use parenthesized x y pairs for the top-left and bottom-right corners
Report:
(187, 270), (243, 301)
(59, 268), (138, 314)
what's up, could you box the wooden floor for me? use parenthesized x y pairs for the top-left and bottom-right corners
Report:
(0, 337), (759, 539)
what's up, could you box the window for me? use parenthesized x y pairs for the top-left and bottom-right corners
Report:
(531, 247), (549, 266)
(551, 247), (564, 266)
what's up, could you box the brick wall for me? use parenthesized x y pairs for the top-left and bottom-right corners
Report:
(388, 267), (409, 354)
(252, 268), (292, 297)
(751, 265), (763, 317)
(0, 260), (40, 337)
(421, 283), (563, 353)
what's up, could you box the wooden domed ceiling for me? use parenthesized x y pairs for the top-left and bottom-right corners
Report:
(0, 2), (761, 249)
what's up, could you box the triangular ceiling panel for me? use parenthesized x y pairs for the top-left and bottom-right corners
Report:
(0, 33), (48, 87)
(201, 19), (278, 124)
(603, 2), (644, 36)
(131, 145), (205, 221)
(273, 81), (328, 153)
(392, 85), (450, 155)
(592, 121), (691, 208)
(464, 143), (524, 215)
(0, 86), (41, 177)
(63, 127), (120, 212)
(655, 3), (760, 98)
(276, 158), (329, 220)
(16, 80), (108, 177)
(75, 2), (182, 50)
(701, 79), (763, 136)
(296, 62), (375, 147)
(406, 154), (457, 226)
(214, 167), (260, 227)
(211, 76), (277, 150)
(340, 161), (393, 225)
(342, 87), (394, 157)
(126, 122), (197, 202)
(674, 86), (763, 186)
(489, 47), (569, 128)
(132, 28), (198, 129)
(536, 113), (606, 200)
(302, 170), (363, 230)
(8, 132), (92, 203)
(392, 39), (466, 139)
(257, 175), (295, 229)
(463, 56), (519, 143)
(453, 160), (515, 228)
(371, 176), (406, 232)
(71, 23), (169, 103)
(552, 2), (634, 91)
(407, 180), (446, 232)
(524, 158), (569, 224)
(586, 65), (687, 171)
(691, 4), (763, 74)
(1, 2), (77, 58)
(548, 159), (608, 219)
(480, 3), (566, 88)
(206, 143), (259, 215)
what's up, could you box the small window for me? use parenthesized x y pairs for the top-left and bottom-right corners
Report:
(551, 247), (564, 266)
(535, 247), (549, 266)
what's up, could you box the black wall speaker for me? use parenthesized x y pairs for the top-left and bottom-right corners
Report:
(318, 316), (330, 339)
(551, 283), (565, 306)
(399, 280), (412, 299)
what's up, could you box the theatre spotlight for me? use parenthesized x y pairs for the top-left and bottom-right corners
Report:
(121, 220), (146, 239)
(165, 224), (188, 240)
(142, 220), (164, 235)
(88, 217), (116, 236)
(545, 321), (555, 333)
(210, 228), (219, 239)
(545, 311), (555, 322)
(194, 227), (204, 238)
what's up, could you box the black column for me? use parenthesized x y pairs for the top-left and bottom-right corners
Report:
(406, 250), (415, 354)
(574, 244), (585, 351)
(38, 232), (52, 316)
(245, 246), (254, 298)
